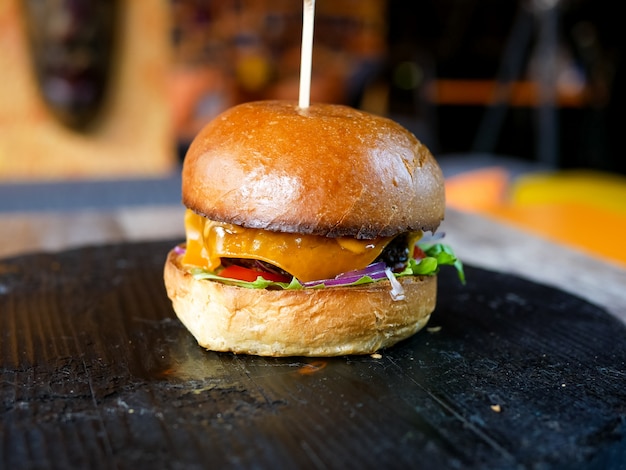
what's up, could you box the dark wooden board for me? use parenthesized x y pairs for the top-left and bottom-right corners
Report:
(1, 240), (625, 469)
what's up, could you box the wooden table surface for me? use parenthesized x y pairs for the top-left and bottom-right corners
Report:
(2, 177), (626, 469)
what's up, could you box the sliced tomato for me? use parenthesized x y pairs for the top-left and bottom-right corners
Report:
(413, 245), (427, 260)
(219, 265), (290, 283)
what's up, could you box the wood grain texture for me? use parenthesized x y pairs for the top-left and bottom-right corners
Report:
(1, 240), (625, 469)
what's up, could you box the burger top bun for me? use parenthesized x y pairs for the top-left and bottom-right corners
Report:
(182, 100), (445, 239)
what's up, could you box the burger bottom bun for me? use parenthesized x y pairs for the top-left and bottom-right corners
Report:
(163, 249), (437, 357)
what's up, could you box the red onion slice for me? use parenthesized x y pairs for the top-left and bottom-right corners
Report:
(302, 262), (389, 288)
(385, 267), (405, 301)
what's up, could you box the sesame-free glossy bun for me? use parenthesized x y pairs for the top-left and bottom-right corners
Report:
(164, 249), (436, 357)
(182, 100), (445, 239)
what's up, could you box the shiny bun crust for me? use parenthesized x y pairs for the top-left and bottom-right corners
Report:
(164, 249), (436, 357)
(182, 100), (445, 239)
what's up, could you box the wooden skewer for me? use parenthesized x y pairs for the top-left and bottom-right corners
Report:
(298, 0), (315, 109)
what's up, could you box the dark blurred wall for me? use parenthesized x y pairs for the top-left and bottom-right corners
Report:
(386, 0), (623, 175)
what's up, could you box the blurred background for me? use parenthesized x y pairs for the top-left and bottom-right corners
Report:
(1, 0), (623, 180)
(1, 0), (625, 266)
(166, 0), (623, 174)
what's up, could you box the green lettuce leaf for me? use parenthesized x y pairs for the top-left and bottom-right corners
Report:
(417, 243), (466, 284)
(191, 268), (300, 290)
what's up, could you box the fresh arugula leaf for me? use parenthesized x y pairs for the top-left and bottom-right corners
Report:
(420, 243), (466, 284)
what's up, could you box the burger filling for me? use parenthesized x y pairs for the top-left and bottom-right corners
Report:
(182, 209), (410, 282)
(180, 209), (464, 288)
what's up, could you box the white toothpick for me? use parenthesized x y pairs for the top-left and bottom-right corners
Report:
(298, 0), (315, 109)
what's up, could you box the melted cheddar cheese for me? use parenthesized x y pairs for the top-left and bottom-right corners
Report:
(181, 209), (398, 282)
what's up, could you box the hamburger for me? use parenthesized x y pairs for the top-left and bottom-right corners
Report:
(164, 100), (464, 357)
